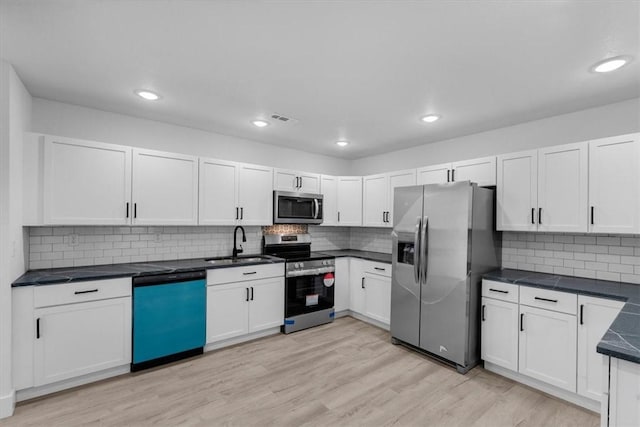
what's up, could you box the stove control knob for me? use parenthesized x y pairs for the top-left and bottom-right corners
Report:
(299, 262), (304, 268)
(323, 260), (328, 265)
(294, 263), (300, 268)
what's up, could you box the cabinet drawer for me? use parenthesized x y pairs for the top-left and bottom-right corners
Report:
(34, 278), (132, 308)
(207, 263), (284, 286)
(482, 280), (519, 303)
(363, 261), (391, 277)
(519, 286), (577, 315)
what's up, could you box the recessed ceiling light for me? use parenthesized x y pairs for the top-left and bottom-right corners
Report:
(421, 114), (441, 123)
(336, 140), (349, 147)
(252, 120), (270, 128)
(134, 89), (160, 101)
(591, 56), (632, 73)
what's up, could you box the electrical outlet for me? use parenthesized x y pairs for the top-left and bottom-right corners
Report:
(68, 234), (79, 246)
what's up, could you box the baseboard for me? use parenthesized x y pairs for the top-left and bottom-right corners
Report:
(204, 327), (281, 352)
(0, 390), (15, 419)
(484, 361), (600, 413)
(16, 365), (130, 402)
(334, 309), (350, 318)
(349, 311), (390, 331)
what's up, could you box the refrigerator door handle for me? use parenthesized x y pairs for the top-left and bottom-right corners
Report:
(420, 216), (429, 285)
(414, 216), (422, 284)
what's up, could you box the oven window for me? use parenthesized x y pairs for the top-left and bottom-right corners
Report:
(285, 274), (335, 317)
(278, 197), (314, 219)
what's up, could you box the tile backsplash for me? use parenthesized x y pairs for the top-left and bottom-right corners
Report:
(502, 232), (640, 284)
(28, 225), (385, 269)
(28, 226), (640, 285)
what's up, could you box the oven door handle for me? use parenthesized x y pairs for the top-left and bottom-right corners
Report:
(286, 267), (335, 278)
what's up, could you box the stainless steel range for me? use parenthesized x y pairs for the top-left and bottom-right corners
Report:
(263, 233), (335, 333)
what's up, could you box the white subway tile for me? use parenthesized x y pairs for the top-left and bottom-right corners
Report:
(621, 274), (640, 284)
(575, 236), (596, 245)
(574, 252), (596, 261)
(620, 256), (640, 265)
(609, 246), (634, 256)
(596, 236), (621, 246)
(596, 271), (620, 282)
(574, 269), (596, 279)
(554, 267), (574, 276)
(585, 261), (607, 271)
(596, 254), (621, 264)
(609, 264), (634, 274)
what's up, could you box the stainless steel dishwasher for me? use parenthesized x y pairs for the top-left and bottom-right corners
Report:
(132, 270), (206, 371)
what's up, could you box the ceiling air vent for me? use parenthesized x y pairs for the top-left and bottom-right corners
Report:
(271, 113), (299, 125)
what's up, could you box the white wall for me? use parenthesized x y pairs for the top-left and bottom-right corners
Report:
(351, 98), (640, 175)
(0, 60), (32, 419)
(31, 98), (351, 176)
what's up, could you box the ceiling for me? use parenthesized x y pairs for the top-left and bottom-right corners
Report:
(1, 1), (639, 160)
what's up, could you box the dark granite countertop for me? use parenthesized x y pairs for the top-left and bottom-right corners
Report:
(12, 255), (284, 287)
(484, 268), (640, 365)
(316, 249), (392, 264)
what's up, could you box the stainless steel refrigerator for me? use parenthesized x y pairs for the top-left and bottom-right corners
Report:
(390, 181), (500, 374)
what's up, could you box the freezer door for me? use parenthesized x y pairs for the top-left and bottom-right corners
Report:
(390, 185), (424, 346)
(419, 182), (473, 366)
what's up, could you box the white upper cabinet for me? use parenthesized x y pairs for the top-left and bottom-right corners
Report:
(43, 136), (132, 225)
(417, 162), (450, 185)
(336, 176), (363, 226)
(199, 158), (239, 225)
(237, 163), (273, 226)
(363, 169), (416, 228)
(417, 157), (496, 186)
(320, 175), (338, 226)
(132, 149), (199, 225)
(363, 173), (388, 227)
(537, 142), (588, 232)
(497, 150), (538, 231)
(452, 156), (496, 187)
(588, 133), (640, 234)
(274, 169), (320, 193)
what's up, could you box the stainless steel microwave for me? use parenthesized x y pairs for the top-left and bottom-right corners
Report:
(273, 191), (323, 224)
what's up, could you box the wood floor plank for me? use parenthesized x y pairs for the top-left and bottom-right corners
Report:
(2, 317), (599, 427)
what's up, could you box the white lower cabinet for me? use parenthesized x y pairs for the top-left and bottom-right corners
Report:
(12, 278), (133, 392)
(604, 357), (640, 427)
(577, 296), (625, 401)
(206, 266), (284, 345)
(348, 258), (391, 326)
(34, 297), (132, 386)
(518, 304), (577, 392)
(481, 296), (519, 371)
(334, 258), (350, 312)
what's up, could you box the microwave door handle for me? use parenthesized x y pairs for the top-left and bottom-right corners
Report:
(313, 198), (319, 219)
(420, 216), (429, 285)
(414, 216), (421, 284)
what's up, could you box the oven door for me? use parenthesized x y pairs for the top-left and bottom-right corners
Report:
(274, 191), (323, 224)
(285, 273), (334, 318)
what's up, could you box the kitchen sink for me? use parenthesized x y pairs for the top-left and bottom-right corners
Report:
(205, 255), (271, 265)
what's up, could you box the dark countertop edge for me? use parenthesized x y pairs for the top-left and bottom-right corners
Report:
(483, 268), (640, 365)
(12, 256), (285, 287)
(316, 249), (392, 263)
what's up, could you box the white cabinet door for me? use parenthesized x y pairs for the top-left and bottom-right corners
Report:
(349, 258), (365, 314)
(481, 297), (519, 372)
(363, 272), (391, 325)
(388, 169), (417, 226)
(206, 283), (249, 343)
(43, 136), (132, 225)
(589, 133), (640, 234)
(497, 150), (538, 231)
(452, 156), (496, 186)
(320, 175), (339, 226)
(199, 158), (238, 225)
(274, 169), (320, 193)
(577, 296), (624, 401)
(608, 357), (640, 427)
(518, 305), (577, 392)
(337, 177), (363, 226)
(34, 297), (131, 386)
(334, 258), (350, 312)
(238, 163), (273, 225)
(363, 174), (388, 227)
(298, 172), (321, 194)
(132, 149), (198, 225)
(417, 163), (450, 185)
(248, 277), (284, 333)
(274, 169), (299, 192)
(538, 142), (588, 233)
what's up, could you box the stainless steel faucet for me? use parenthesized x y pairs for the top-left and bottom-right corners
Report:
(232, 226), (246, 258)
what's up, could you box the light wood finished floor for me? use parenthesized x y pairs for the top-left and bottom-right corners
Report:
(3, 317), (598, 426)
